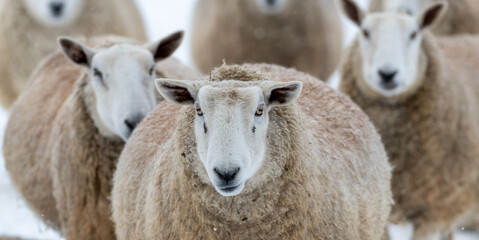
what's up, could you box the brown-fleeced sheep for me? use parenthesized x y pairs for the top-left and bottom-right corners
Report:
(0, 0), (147, 109)
(368, 0), (479, 35)
(339, 0), (479, 238)
(111, 63), (392, 240)
(190, 0), (343, 81)
(3, 32), (197, 240)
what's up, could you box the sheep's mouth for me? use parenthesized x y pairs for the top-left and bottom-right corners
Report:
(219, 185), (240, 193)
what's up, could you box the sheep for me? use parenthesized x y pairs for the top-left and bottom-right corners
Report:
(368, 0), (479, 35)
(339, 0), (479, 238)
(190, 0), (343, 81)
(111, 63), (393, 240)
(2, 32), (197, 240)
(0, 0), (147, 109)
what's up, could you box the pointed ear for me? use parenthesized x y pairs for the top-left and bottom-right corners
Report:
(155, 79), (199, 105)
(417, 1), (448, 30)
(145, 31), (184, 62)
(58, 37), (96, 67)
(262, 81), (303, 106)
(338, 0), (365, 26)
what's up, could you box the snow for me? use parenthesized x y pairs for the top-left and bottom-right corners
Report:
(0, 0), (478, 239)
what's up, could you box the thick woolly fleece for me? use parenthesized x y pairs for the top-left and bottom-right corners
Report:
(191, 0), (343, 81)
(340, 34), (479, 236)
(369, 0), (479, 35)
(112, 64), (392, 240)
(0, 0), (147, 109)
(3, 36), (198, 240)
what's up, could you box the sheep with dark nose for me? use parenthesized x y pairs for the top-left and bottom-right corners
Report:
(339, 0), (479, 238)
(112, 63), (392, 240)
(3, 32), (198, 240)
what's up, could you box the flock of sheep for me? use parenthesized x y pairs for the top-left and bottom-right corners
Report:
(0, 0), (478, 239)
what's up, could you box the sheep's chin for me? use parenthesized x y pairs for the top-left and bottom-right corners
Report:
(214, 182), (245, 197)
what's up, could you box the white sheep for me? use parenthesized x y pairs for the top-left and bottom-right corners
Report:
(3, 32), (197, 240)
(112, 63), (393, 240)
(190, 0), (343, 81)
(0, 0), (147, 108)
(339, 0), (479, 238)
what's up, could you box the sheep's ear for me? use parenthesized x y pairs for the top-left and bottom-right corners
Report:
(339, 0), (364, 26)
(146, 31), (184, 62)
(262, 81), (303, 106)
(417, 1), (448, 30)
(58, 37), (95, 67)
(155, 79), (199, 105)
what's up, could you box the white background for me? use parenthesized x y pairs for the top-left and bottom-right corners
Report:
(0, 0), (477, 239)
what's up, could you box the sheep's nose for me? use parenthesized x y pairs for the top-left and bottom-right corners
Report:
(50, 2), (64, 17)
(214, 167), (240, 183)
(266, 0), (276, 6)
(124, 115), (144, 134)
(378, 69), (397, 84)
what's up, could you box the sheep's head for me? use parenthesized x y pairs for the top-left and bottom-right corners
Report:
(58, 31), (184, 141)
(340, 0), (447, 98)
(156, 79), (302, 197)
(22, 0), (85, 27)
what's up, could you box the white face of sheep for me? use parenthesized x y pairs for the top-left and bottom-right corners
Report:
(156, 79), (302, 197)
(23, 0), (85, 27)
(340, 0), (447, 97)
(253, 0), (290, 14)
(58, 31), (184, 141)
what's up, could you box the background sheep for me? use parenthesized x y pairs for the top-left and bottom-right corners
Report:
(190, 0), (343, 81)
(339, 0), (479, 238)
(0, 0), (147, 109)
(112, 64), (392, 239)
(368, 0), (479, 35)
(3, 32), (195, 240)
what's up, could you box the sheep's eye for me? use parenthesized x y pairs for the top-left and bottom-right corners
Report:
(149, 66), (154, 75)
(195, 104), (203, 116)
(362, 29), (370, 39)
(410, 31), (418, 40)
(255, 104), (264, 117)
(93, 68), (103, 79)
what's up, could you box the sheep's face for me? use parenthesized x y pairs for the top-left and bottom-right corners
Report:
(246, 0), (291, 15)
(23, 0), (85, 27)
(86, 46), (157, 141)
(156, 79), (302, 197)
(58, 31), (184, 141)
(358, 13), (423, 97)
(340, 0), (447, 98)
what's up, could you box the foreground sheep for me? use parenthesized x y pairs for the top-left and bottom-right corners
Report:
(0, 0), (147, 109)
(368, 0), (479, 35)
(3, 32), (195, 240)
(191, 0), (343, 81)
(112, 64), (392, 239)
(339, 0), (479, 238)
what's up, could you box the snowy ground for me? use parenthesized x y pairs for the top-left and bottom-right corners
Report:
(0, 0), (478, 239)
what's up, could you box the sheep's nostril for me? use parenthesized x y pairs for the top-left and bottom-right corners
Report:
(124, 119), (138, 132)
(50, 2), (64, 17)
